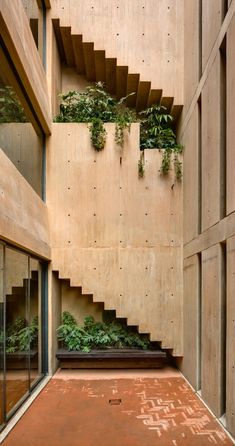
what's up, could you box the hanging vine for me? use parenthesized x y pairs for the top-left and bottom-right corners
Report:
(139, 105), (183, 179)
(55, 82), (135, 151)
(55, 83), (183, 179)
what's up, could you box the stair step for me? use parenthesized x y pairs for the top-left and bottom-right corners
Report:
(136, 81), (151, 111)
(116, 66), (128, 99)
(52, 19), (66, 63)
(160, 96), (174, 113)
(30, 270), (38, 280)
(60, 26), (75, 67)
(83, 42), (96, 81)
(105, 58), (117, 94)
(126, 73), (139, 107)
(11, 286), (26, 294)
(94, 50), (106, 82)
(171, 104), (183, 122)
(71, 34), (86, 74)
(6, 293), (25, 302)
(147, 89), (162, 107)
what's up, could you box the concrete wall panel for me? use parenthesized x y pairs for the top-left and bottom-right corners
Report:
(201, 244), (225, 417)
(201, 56), (221, 232)
(227, 14), (235, 215)
(226, 236), (235, 436)
(0, 149), (50, 259)
(47, 123), (183, 355)
(182, 255), (200, 390)
(202, 0), (223, 70)
(182, 107), (199, 244)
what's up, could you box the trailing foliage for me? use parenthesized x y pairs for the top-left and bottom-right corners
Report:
(0, 86), (27, 123)
(55, 84), (182, 178)
(57, 311), (150, 353)
(89, 118), (106, 151)
(138, 152), (145, 178)
(139, 104), (183, 179)
(1, 316), (38, 353)
(54, 82), (135, 151)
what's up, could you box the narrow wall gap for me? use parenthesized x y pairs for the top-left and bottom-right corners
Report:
(220, 242), (227, 416)
(198, 0), (202, 79)
(197, 251), (202, 390)
(220, 36), (227, 219)
(222, 0), (228, 20)
(197, 97), (202, 235)
(30, 19), (39, 49)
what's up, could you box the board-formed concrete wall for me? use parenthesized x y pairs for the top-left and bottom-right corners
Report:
(0, 148), (50, 259)
(49, 0), (184, 105)
(0, 124), (42, 196)
(181, 0), (235, 436)
(47, 123), (183, 356)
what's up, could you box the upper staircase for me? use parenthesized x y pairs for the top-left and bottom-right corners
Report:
(52, 19), (182, 119)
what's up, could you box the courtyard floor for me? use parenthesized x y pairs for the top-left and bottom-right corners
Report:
(1, 368), (233, 446)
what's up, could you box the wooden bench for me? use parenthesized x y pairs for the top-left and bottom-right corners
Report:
(56, 348), (167, 369)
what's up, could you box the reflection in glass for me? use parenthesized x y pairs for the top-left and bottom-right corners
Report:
(5, 248), (29, 417)
(0, 245), (45, 430)
(0, 73), (43, 197)
(0, 244), (4, 428)
(29, 259), (42, 387)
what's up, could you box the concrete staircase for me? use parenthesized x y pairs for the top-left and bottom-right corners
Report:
(52, 18), (182, 119)
(55, 266), (170, 353)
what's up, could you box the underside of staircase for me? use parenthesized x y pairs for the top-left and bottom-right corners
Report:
(52, 19), (183, 120)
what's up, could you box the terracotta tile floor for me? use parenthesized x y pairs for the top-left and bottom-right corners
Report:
(2, 369), (234, 446)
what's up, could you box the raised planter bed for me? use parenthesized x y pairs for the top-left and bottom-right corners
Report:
(56, 348), (167, 369)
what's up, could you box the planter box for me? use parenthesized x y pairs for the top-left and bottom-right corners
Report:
(56, 348), (167, 369)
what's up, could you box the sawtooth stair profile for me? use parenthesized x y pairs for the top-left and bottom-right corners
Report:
(54, 271), (169, 355)
(52, 19), (183, 118)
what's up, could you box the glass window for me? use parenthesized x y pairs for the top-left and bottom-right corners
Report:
(0, 244), (46, 430)
(29, 258), (42, 387)
(0, 243), (4, 429)
(0, 72), (43, 197)
(5, 248), (29, 417)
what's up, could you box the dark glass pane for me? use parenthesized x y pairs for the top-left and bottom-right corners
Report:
(5, 248), (29, 417)
(0, 244), (4, 428)
(29, 259), (42, 387)
(0, 72), (43, 197)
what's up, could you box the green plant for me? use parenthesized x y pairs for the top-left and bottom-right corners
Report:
(4, 316), (38, 353)
(89, 118), (106, 151)
(55, 84), (182, 178)
(0, 86), (27, 123)
(57, 312), (150, 352)
(138, 152), (145, 178)
(54, 82), (136, 151)
(139, 105), (183, 179)
(18, 316), (38, 352)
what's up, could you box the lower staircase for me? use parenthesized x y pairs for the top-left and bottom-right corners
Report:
(55, 274), (168, 369)
(54, 266), (174, 358)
